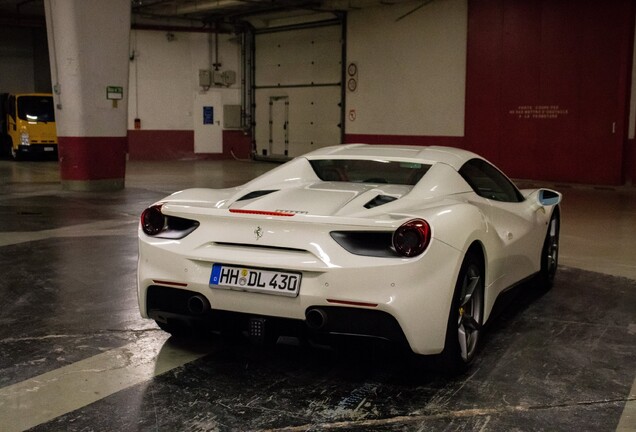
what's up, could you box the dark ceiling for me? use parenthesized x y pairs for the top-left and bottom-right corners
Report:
(0, 0), (417, 30)
(133, 0), (323, 23)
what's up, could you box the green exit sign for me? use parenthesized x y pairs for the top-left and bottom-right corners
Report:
(106, 86), (123, 100)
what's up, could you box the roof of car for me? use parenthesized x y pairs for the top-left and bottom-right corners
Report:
(302, 144), (480, 170)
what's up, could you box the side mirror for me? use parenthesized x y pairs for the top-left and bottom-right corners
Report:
(538, 189), (561, 206)
(526, 188), (561, 211)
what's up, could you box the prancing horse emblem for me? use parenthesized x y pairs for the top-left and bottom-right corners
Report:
(254, 226), (263, 241)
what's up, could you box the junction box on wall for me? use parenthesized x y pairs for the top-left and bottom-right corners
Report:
(199, 69), (236, 89)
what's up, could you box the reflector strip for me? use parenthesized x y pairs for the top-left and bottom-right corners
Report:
(229, 209), (295, 217)
(327, 299), (378, 308)
(152, 280), (188, 287)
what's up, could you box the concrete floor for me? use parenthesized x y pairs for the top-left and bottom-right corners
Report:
(0, 159), (635, 431)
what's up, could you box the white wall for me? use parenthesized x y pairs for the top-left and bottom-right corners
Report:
(45, 0), (131, 138)
(128, 30), (241, 138)
(345, 0), (467, 137)
(127, 0), (468, 147)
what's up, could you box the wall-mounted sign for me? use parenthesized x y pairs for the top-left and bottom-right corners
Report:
(509, 105), (569, 119)
(106, 86), (123, 100)
(203, 106), (214, 125)
(347, 62), (358, 92)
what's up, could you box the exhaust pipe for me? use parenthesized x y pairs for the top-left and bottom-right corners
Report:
(306, 308), (328, 330)
(187, 295), (210, 315)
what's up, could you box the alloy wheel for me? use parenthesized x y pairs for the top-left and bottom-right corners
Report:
(546, 217), (559, 280)
(457, 264), (482, 362)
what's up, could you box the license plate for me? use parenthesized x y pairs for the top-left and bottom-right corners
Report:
(209, 264), (301, 297)
(44, 147), (54, 152)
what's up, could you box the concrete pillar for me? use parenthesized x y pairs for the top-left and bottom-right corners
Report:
(44, 0), (130, 191)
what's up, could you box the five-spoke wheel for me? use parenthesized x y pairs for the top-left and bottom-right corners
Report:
(539, 210), (560, 290)
(456, 262), (483, 363)
(439, 251), (484, 374)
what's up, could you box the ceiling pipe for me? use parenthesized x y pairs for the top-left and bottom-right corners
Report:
(320, 0), (414, 10)
(144, 0), (250, 16)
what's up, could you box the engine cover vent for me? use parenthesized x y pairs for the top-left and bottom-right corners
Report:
(364, 195), (398, 209)
(236, 190), (278, 201)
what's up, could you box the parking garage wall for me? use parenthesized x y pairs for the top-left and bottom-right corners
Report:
(126, 30), (243, 160)
(465, 0), (635, 185)
(344, 0), (467, 148)
(343, 0), (636, 185)
(122, 2), (636, 183)
(629, 25), (636, 183)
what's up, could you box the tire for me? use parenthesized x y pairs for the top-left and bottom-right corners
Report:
(10, 141), (21, 161)
(538, 209), (560, 291)
(1, 135), (10, 158)
(438, 250), (485, 374)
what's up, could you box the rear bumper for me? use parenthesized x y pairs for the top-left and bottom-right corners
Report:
(146, 285), (410, 348)
(137, 202), (471, 355)
(138, 230), (464, 355)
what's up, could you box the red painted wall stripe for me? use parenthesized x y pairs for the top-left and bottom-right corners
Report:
(128, 130), (193, 161)
(127, 129), (251, 161)
(223, 130), (252, 159)
(58, 136), (126, 181)
(628, 138), (636, 183)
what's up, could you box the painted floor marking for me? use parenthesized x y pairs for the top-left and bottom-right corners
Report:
(616, 371), (636, 431)
(0, 219), (138, 247)
(0, 332), (207, 432)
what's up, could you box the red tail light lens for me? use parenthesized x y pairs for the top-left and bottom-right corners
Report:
(141, 205), (166, 236)
(140, 205), (200, 239)
(393, 219), (431, 257)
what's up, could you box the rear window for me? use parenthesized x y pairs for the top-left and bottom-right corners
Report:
(309, 159), (431, 186)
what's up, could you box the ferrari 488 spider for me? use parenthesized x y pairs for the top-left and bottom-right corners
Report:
(138, 145), (561, 372)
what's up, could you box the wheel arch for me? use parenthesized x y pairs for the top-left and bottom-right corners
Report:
(466, 241), (486, 270)
(434, 239), (487, 373)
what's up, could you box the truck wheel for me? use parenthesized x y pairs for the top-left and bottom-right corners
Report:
(1, 136), (11, 158)
(10, 144), (21, 161)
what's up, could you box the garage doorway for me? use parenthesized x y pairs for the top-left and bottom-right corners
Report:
(254, 19), (344, 159)
(269, 96), (289, 156)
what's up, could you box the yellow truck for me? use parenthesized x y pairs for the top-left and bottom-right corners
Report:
(1, 93), (57, 160)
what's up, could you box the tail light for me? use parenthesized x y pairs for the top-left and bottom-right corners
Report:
(393, 219), (431, 257)
(140, 204), (199, 239)
(141, 205), (165, 235)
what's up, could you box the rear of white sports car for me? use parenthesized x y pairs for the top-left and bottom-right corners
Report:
(138, 153), (473, 356)
(138, 145), (563, 373)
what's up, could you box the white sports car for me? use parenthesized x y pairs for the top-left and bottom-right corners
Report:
(138, 145), (561, 372)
